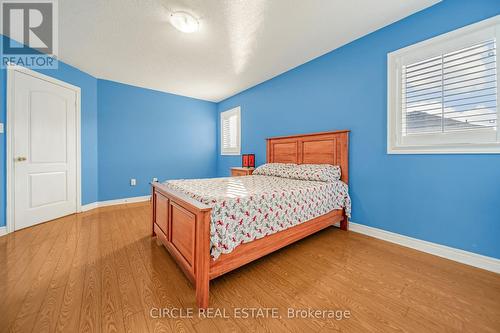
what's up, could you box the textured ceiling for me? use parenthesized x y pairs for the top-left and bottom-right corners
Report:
(56, 0), (439, 101)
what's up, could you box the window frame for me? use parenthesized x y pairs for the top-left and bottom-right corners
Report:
(220, 106), (241, 155)
(387, 15), (500, 154)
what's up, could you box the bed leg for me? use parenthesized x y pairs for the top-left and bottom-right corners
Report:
(195, 211), (211, 309)
(196, 275), (209, 309)
(340, 212), (349, 231)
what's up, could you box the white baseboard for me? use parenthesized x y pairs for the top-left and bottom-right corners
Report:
(80, 202), (99, 212)
(0, 226), (7, 237)
(347, 221), (500, 274)
(80, 195), (150, 212)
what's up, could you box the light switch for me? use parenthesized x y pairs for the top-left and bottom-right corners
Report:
(0, 123), (4, 133)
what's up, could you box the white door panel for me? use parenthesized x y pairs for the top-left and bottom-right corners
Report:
(13, 71), (77, 230)
(29, 172), (68, 207)
(30, 92), (68, 163)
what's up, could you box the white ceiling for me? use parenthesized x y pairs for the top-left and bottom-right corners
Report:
(57, 0), (439, 102)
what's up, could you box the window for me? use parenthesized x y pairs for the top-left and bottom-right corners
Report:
(388, 16), (500, 154)
(221, 106), (241, 155)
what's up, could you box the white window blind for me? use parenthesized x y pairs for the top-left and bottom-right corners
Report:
(220, 107), (241, 155)
(402, 39), (497, 136)
(388, 16), (500, 154)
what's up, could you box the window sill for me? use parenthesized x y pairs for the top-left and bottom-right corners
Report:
(387, 144), (500, 154)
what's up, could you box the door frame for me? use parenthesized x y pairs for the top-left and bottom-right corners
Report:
(6, 64), (82, 233)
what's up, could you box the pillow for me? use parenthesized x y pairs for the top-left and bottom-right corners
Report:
(289, 164), (341, 182)
(252, 163), (296, 178)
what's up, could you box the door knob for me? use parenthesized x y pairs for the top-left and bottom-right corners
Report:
(15, 157), (27, 162)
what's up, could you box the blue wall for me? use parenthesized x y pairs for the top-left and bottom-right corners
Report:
(0, 37), (217, 226)
(217, 0), (500, 258)
(0, 35), (99, 226)
(97, 79), (217, 201)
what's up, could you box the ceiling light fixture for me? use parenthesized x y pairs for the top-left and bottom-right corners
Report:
(170, 11), (199, 33)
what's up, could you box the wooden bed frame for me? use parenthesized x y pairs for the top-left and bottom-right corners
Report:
(151, 130), (349, 308)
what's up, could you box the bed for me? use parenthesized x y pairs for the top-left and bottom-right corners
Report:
(151, 130), (350, 308)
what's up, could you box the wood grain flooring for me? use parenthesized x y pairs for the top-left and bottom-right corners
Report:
(1, 202), (499, 332)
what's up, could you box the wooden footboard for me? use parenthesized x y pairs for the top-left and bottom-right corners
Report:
(151, 182), (212, 308)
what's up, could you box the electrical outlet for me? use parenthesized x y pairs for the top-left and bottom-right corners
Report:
(130, 178), (136, 186)
(152, 177), (158, 182)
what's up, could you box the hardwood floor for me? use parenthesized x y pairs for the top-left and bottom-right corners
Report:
(1, 202), (499, 332)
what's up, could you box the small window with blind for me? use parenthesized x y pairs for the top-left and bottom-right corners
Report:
(220, 106), (241, 155)
(388, 16), (500, 154)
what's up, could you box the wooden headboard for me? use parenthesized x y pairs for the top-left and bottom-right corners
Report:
(266, 130), (349, 183)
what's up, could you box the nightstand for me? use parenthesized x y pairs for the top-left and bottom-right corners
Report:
(231, 167), (255, 177)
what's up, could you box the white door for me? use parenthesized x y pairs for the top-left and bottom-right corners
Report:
(12, 70), (78, 230)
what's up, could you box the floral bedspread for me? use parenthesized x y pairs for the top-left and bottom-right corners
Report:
(164, 175), (351, 259)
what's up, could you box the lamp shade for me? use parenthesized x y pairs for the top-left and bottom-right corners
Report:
(242, 154), (249, 167)
(248, 154), (255, 168)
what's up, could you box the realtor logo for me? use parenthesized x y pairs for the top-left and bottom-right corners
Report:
(1, 0), (58, 68)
